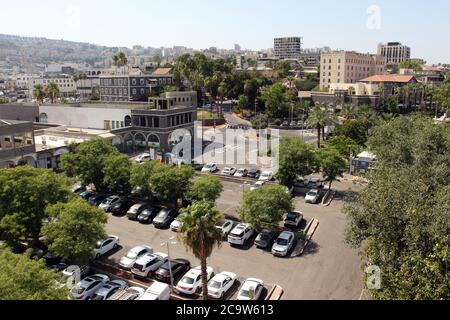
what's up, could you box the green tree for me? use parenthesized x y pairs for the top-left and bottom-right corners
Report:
(42, 198), (108, 265)
(337, 120), (369, 146)
(399, 60), (424, 72)
(345, 115), (450, 300)
(274, 61), (291, 78)
(308, 104), (333, 148)
(130, 161), (159, 200)
(60, 139), (120, 192)
(112, 51), (128, 68)
(32, 84), (45, 104)
(179, 201), (223, 300)
(326, 136), (361, 158)
(340, 104), (357, 120)
(237, 94), (249, 109)
(150, 164), (195, 207)
(44, 82), (60, 104)
(238, 185), (293, 230)
(103, 154), (132, 194)
(276, 137), (317, 186)
(262, 83), (288, 119)
(0, 167), (71, 243)
(0, 248), (69, 300)
(188, 176), (223, 203)
(318, 147), (348, 190)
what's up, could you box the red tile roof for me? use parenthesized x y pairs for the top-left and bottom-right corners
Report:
(360, 75), (416, 83)
(152, 68), (172, 75)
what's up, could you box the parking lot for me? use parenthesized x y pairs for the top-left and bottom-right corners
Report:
(102, 175), (365, 300)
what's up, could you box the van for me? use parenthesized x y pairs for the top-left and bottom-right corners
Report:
(138, 281), (171, 300)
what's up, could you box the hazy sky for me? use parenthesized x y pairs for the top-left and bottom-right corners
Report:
(1, 0), (449, 64)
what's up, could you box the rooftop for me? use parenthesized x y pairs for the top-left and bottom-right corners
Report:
(360, 75), (416, 83)
(0, 119), (31, 126)
(152, 67), (173, 75)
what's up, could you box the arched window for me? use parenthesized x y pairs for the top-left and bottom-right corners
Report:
(39, 113), (48, 123)
(124, 115), (132, 127)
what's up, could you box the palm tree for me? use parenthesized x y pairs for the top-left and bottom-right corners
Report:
(44, 82), (60, 104)
(32, 84), (45, 104)
(112, 51), (128, 73)
(341, 104), (356, 120)
(308, 104), (331, 148)
(179, 201), (223, 300)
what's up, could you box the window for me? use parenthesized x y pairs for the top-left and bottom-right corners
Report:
(132, 89), (137, 95)
(140, 88), (145, 95)
(140, 79), (145, 85)
(132, 79), (137, 85)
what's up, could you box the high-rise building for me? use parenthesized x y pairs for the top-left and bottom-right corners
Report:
(274, 37), (302, 59)
(234, 44), (241, 52)
(377, 42), (411, 65)
(320, 51), (386, 88)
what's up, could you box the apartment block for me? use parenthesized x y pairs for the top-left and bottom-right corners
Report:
(377, 42), (411, 65)
(320, 51), (386, 88)
(274, 37), (302, 59)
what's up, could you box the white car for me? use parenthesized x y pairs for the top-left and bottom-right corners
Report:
(271, 231), (296, 257)
(170, 212), (188, 232)
(250, 181), (265, 191)
(94, 236), (119, 259)
(222, 167), (237, 175)
(259, 171), (273, 181)
(284, 211), (304, 227)
(207, 272), (237, 299)
(305, 189), (321, 204)
(108, 286), (146, 300)
(119, 245), (153, 270)
(234, 168), (248, 177)
(201, 163), (218, 173)
(131, 252), (169, 278)
(237, 278), (264, 301)
(70, 274), (110, 300)
(175, 266), (215, 295)
(228, 223), (254, 246)
(138, 281), (171, 301)
(135, 153), (152, 163)
(215, 219), (234, 237)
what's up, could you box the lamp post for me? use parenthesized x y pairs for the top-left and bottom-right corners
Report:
(160, 236), (177, 287)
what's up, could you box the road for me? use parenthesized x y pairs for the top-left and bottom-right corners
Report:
(103, 176), (365, 300)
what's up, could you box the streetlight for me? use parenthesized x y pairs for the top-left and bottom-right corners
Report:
(242, 181), (248, 194)
(160, 236), (177, 287)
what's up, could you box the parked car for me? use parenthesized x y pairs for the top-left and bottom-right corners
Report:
(254, 229), (278, 249)
(247, 168), (261, 179)
(138, 281), (171, 300)
(154, 259), (191, 284)
(290, 121), (297, 127)
(305, 189), (321, 204)
(79, 190), (95, 201)
(111, 198), (134, 216)
(170, 212), (188, 232)
(88, 194), (107, 206)
(70, 274), (110, 300)
(190, 161), (204, 171)
(228, 223), (254, 246)
(280, 121), (289, 127)
(284, 185), (294, 197)
(72, 185), (85, 194)
(137, 206), (161, 224)
(201, 163), (218, 173)
(307, 178), (323, 189)
(108, 286), (145, 300)
(222, 167), (237, 175)
(237, 278), (264, 300)
(127, 203), (152, 220)
(91, 280), (128, 300)
(135, 153), (152, 164)
(175, 266), (215, 295)
(62, 265), (91, 281)
(272, 231), (296, 257)
(119, 245), (153, 270)
(131, 252), (169, 278)
(94, 235), (120, 259)
(259, 171), (273, 181)
(153, 209), (178, 228)
(207, 272), (237, 299)
(234, 168), (248, 177)
(284, 211), (304, 228)
(215, 219), (234, 238)
(250, 181), (265, 191)
(99, 195), (121, 212)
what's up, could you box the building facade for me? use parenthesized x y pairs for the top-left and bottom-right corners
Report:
(29, 75), (77, 96)
(0, 119), (36, 168)
(377, 42), (411, 66)
(320, 51), (386, 88)
(274, 37), (302, 59)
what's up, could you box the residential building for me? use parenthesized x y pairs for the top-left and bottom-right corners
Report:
(29, 75), (77, 96)
(99, 67), (173, 102)
(377, 42), (411, 66)
(0, 119), (36, 168)
(320, 51), (386, 88)
(274, 37), (302, 59)
(359, 74), (418, 94)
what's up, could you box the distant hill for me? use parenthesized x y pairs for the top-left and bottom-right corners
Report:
(0, 34), (128, 67)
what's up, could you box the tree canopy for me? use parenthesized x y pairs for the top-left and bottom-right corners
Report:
(188, 176), (223, 203)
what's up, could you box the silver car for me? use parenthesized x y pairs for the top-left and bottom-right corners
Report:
(91, 280), (128, 300)
(271, 231), (296, 257)
(99, 195), (121, 212)
(70, 274), (110, 300)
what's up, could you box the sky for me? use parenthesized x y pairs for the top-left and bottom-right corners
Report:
(1, 0), (449, 64)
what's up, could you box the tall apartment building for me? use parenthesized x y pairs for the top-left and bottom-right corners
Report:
(320, 51), (386, 88)
(274, 37), (302, 59)
(377, 42), (411, 65)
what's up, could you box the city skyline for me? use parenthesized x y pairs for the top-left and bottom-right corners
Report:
(0, 0), (449, 64)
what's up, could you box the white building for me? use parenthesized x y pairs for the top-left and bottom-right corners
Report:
(29, 76), (77, 96)
(377, 42), (411, 66)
